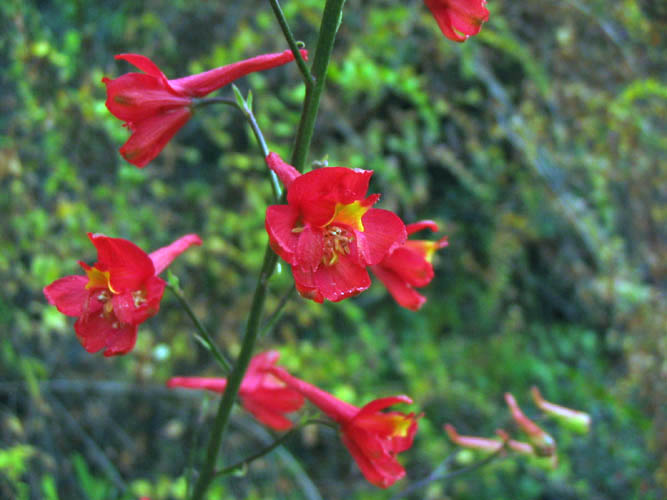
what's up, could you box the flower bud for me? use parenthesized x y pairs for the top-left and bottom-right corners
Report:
(504, 393), (556, 457)
(531, 386), (591, 435)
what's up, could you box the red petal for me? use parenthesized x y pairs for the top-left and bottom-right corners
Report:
(166, 377), (228, 393)
(43, 275), (89, 317)
(291, 267), (325, 303)
(88, 234), (155, 292)
(356, 395), (414, 417)
(241, 397), (295, 431)
(103, 73), (190, 123)
(119, 107), (192, 167)
(296, 226), (324, 270)
(288, 167), (373, 227)
(74, 314), (137, 356)
(406, 220), (439, 235)
(424, 0), (489, 42)
(265, 205), (301, 265)
(169, 49), (304, 98)
(356, 209), (406, 265)
(266, 152), (300, 188)
(115, 54), (170, 82)
(270, 366), (358, 423)
(340, 430), (406, 488)
(381, 246), (434, 287)
(149, 234), (202, 275)
(371, 264), (427, 311)
(111, 276), (165, 325)
(311, 254), (371, 302)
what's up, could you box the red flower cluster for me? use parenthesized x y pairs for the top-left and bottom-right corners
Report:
(265, 153), (406, 302)
(103, 50), (306, 167)
(424, 0), (490, 42)
(167, 351), (304, 430)
(44, 233), (201, 356)
(371, 220), (448, 310)
(271, 365), (420, 488)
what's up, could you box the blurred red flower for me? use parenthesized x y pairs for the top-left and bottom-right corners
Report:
(371, 220), (448, 310)
(103, 50), (305, 167)
(167, 351), (304, 431)
(271, 365), (420, 488)
(265, 152), (406, 302)
(424, 0), (490, 42)
(44, 233), (201, 356)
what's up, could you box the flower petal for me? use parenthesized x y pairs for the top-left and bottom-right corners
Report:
(74, 314), (137, 356)
(405, 220), (439, 235)
(265, 204), (301, 265)
(88, 233), (155, 292)
(312, 254), (371, 302)
(288, 167), (373, 227)
(381, 246), (435, 288)
(356, 395), (414, 418)
(111, 275), (165, 325)
(241, 397), (295, 431)
(296, 226), (324, 270)
(371, 263), (427, 311)
(103, 73), (190, 122)
(119, 106), (192, 167)
(356, 209), (406, 265)
(43, 275), (89, 317)
(149, 234), (202, 275)
(340, 430), (406, 488)
(114, 54), (170, 84)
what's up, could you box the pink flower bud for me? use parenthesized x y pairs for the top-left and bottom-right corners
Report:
(531, 387), (591, 434)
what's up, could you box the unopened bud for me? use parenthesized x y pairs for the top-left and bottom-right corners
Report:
(495, 429), (534, 455)
(504, 393), (556, 457)
(444, 424), (504, 452)
(531, 386), (591, 435)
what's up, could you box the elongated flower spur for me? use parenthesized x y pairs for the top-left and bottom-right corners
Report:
(424, 0), (490, 42)
(103, 50), (306, 167)
(531, 386), (591, 434)
(167, 351), (304, 431)
(44, 233), (201, 356)
(265, 153), (407, 302)
(371, 220), (447, 310)
(271, 366), (420, 488)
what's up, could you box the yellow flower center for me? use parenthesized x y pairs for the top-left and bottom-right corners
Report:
(322, 226), (354, 266)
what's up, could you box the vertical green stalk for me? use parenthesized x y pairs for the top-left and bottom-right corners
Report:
(189, 1), (346, 498)
(291, 0), (346, 172)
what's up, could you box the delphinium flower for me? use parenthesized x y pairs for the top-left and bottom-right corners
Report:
(423, 0), (490, 42)
(265, 152), (406, 302)
(103, 50), (306, 167)
(371, 220), (448, 310)
(167, 351), (304, 431)
(271, 365), (420, 488)
(44, 233), (201, 356)
(505, 393), (556, 457)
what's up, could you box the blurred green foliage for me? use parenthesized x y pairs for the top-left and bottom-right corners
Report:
(1, 0), (665, 499)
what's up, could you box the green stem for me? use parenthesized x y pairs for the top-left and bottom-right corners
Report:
(260, 286), (295, 337)
(269, 0), (314, 88)
(290, 0), (346, 172)
(189, 246), (279, 500)
(167, 283), (232, 374)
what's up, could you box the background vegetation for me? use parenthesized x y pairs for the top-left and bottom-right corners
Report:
(1, 0), (665, 498)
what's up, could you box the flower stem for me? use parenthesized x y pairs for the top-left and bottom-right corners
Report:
(269, 0), (314, 88)
(290, 0), (346, 172)
(213, 418), (326, 478)
(166, 282), (232, 374)
(189, 246), (279, 500)
(260, 286), (295, 337)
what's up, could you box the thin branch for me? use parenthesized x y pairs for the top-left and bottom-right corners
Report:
(166, 283), (232, 374)
(269, 0), (314, 88)
(260, 286), (295, 336)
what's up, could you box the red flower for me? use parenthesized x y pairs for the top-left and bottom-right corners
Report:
(167, 351), (304, 431)
(265, 153), (406, 302)
(103, 50), (306, 167)
(424, 0), (490, 42)
(271, 366), (420, 488)
(371, 220), (448, 311)
(44, 233), (202, 356)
